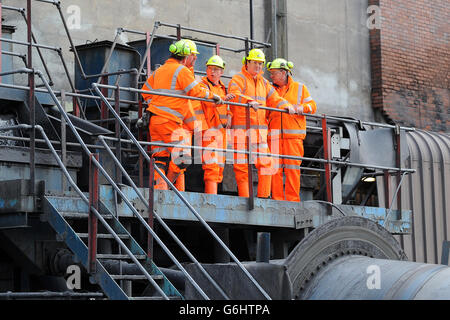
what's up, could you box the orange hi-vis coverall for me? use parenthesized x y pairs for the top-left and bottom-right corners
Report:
(268, 75), (317, 202)
(197, 76), (230, 184)
(141, 58), (214, 190)
(228, 65), (292, 198)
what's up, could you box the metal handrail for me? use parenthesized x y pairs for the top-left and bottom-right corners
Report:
(97, 136), (230, 299)
(0, 76), (415, 176)
(96, 83), (416, 132)
(94, 83), (416, 174)
(99, 135), (415, 174)
(1, 123), (169, 299)
(157, 21), (271, 47)
(92, 83), (272, 300)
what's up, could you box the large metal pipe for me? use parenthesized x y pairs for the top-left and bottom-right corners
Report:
(300, 255), (450, 300)
(284, 216), (450, 300)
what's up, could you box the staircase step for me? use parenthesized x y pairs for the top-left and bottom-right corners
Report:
(59, 212), (114, 219)
(77, 233), (130, 240)
(130, 296), (182, 300)
(110, 274), (164, 281)
(97, 254), (147, 260)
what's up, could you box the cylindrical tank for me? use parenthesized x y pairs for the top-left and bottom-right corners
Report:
(300, 255), (450, 300)
(284, 216), (450, 300)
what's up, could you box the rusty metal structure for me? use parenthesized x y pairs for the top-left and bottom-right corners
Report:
(0, 1), (448, 300)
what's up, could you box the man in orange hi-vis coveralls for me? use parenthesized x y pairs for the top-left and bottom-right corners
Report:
(267, 58), (317, 202)
(141, 39), (223, 190)
(196, 55), (234, 194)
(227, 49), (294, 198)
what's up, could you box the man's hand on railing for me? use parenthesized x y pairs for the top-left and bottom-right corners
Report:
(224, 93), (236, 101)
(297, 103), (313, 114)
(248, 100), (260, 111)
(213, 94), (224, 105)
(284, 104), (296, 115)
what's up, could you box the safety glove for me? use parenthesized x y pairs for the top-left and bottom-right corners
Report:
(212, 94), (224, 105)
(248, 100), (260, 111)
(284, 104), (296, 115)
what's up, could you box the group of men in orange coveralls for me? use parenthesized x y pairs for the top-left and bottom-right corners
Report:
(141, 39), (316, 202)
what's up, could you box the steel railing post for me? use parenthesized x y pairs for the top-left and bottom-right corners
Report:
(138, 102), (144, 188)
(114, 86), (122, 183)
(72, 95), (80, 117)
(383, 170), (391, 208)
(395, 125), (402, 213)
(244, 38), (254, 210)
(322, 116), (332, 204)
(60, 89), (67, 191)
(148, 158), (155, 259)
(246, 103), (254, 210)
(100, 76), (108, 127)
(146, 31), (151, 76)
(176, 24), (181, 40)
(27, 0), (36, 198)
(0, 1), (2, 84)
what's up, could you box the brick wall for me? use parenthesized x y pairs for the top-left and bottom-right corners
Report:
(369, 0), (449, 132)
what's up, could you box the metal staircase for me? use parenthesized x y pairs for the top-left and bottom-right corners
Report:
(0, 1), (272, 297)
(42, 193), (182, 300)
(0, 68), (270, 300)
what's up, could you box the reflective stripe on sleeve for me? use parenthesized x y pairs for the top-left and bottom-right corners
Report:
(284, 164), (301, 170)
(184, 80), (200, 93)
(232, 124), (268, 130)
(171, 65), (184, 90)
(154, 88), (185, 95)
(267, 86), (275, 99)
(144, 79), (153, 91)
(249, 95), (266, 102)
(153, 105), (184, 120)
(276, 100), (289, 109)
(184, 116), (197, 124)
(297, 84), (304, 105)
(283, 129), (306, 135)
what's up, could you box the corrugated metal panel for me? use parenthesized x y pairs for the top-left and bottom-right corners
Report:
(391, 130), (450, 264)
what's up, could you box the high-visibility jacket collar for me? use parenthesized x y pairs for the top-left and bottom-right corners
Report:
(203, 76), (226, 91)
(201, 76), (228, 128)
(166, 57), (183, 66)
(272, 75), (293, 95)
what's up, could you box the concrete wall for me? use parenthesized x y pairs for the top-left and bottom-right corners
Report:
(2, 0), (374, 121)
(287, 0), (374, 121)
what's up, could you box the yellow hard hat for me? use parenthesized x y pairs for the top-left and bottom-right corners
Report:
(206, 55), (226, 69)
(168, 39), (191, 56)
(242, 48), (266, 64)
(267, 58), (294, 72)
(183, 39), (200, 54)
